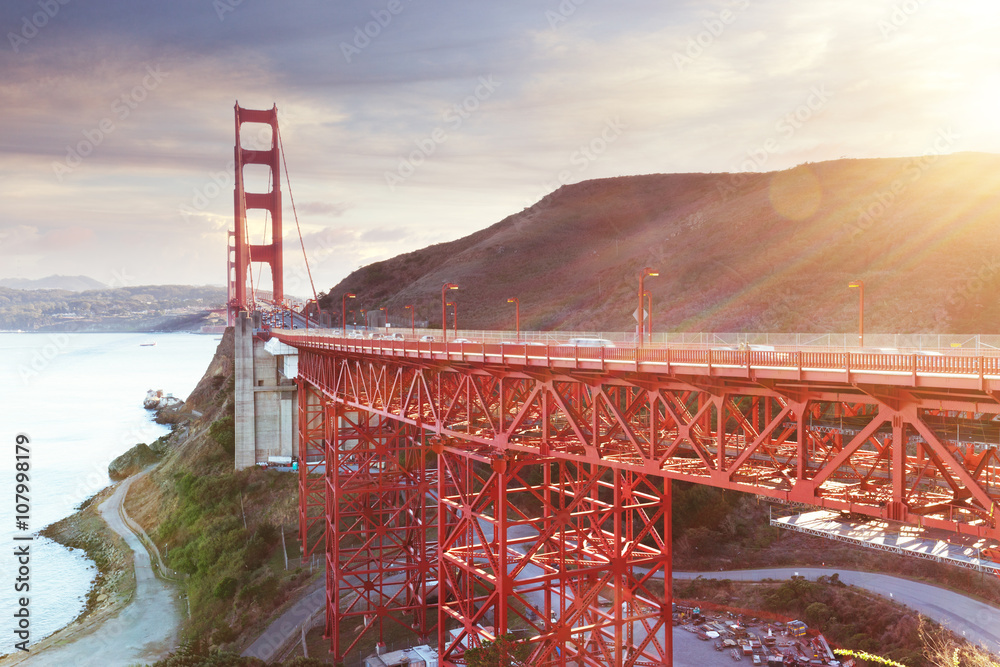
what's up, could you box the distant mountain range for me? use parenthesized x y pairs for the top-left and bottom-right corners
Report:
(318, 152), (1000, 335)
(0, 275), (107, 291)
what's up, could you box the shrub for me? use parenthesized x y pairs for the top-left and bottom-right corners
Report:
(213, 576), (238, 599)
(209, 416), (235, 457)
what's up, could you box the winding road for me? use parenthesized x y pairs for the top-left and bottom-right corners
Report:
(7, 475), (181, 667)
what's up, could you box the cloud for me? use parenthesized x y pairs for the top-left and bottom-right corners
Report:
(296, 201), (351, 217)
(2, 0), (1000, 290)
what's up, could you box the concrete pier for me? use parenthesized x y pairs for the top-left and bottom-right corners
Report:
(234, 311), (297, 470)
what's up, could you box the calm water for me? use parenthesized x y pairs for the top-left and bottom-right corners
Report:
(0, 332), (219, 649)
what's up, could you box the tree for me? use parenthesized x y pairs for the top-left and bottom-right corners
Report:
(464, 633), (532, 667)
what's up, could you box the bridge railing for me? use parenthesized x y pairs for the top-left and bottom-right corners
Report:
(273, 330), (1000, 379)
(283, 327), (1000, 352)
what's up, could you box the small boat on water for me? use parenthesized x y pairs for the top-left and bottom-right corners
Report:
(139, 341), (156, 347)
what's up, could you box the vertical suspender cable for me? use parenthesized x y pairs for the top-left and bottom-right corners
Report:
(276, 121), (319, 308)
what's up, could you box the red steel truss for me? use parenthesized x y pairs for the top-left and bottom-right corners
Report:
(308, 394), (436, 660)
(298, 380), (327, 557)
(436, 450), (671, 666)
(281, 334), (1000, 665)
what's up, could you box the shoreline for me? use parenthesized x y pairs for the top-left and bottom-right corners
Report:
(0, 484), (136, 665)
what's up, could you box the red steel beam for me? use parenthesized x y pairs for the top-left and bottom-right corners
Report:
(287, 337), (1000, 541)
(286, 335), (1000, 666)
(434, 447), (671, 666)
(322, 400), (436, 661)
(298, 379), (327, 558)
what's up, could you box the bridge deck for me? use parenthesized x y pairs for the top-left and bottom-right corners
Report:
(272, 328), (1000, 665)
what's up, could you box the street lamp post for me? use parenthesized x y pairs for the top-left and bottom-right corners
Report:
(404, 305), (414, 336)
(342, 293), (356, 336)
(507, 297), (520, 341)
(361, 309), (368, 332)
(849, 280), (864, 347)
(379, 306), (387, 332)
(447, 302), (457, 336)
(638, 267), (659, 344)
(645, 291), (652, 345)
(442, 283), (458, 343)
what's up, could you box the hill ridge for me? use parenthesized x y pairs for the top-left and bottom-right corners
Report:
(319, 152), (1000, 334)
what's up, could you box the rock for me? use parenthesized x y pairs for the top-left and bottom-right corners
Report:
(109, 443), (160, 481)
(143, 389), (164, 409)
(144, 389), (183, 411)
(148, 433), (173, 456)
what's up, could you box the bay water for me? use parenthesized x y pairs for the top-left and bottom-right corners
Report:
(0, 332), (219, 651)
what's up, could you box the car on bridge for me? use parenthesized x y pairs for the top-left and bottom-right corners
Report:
(565, 337), (615, 347)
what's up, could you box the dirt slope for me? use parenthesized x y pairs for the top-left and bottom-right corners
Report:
(320, 152), (1000, 334)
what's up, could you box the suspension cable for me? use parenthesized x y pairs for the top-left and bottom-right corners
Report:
(276, 120), (319, 311)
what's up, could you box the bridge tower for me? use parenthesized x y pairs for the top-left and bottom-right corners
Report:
(228, 102), (283, 325)
(230, 104), (297, 471)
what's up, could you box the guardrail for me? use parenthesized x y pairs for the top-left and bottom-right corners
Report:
(272, 331), (1000, 380)
(284, 328), (1000, 352)
(119, 491), (188, 583)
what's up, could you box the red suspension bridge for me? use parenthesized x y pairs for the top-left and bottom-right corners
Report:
(230, 105), (1000, 666)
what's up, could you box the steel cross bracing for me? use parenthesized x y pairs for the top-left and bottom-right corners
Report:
(436, 452), (671, 666)
(334, 401), (436, 658)
(275, 333), (1000, 665)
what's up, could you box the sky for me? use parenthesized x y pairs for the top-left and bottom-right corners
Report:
(2, 0), (1000, 296)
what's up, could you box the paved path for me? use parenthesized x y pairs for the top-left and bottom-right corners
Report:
(242, 576), (325, 661)
(10, 475), (182, 667)
(675, 567), (1000, 654)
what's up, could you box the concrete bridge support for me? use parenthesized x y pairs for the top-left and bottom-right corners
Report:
(234, 312), (298, 470)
